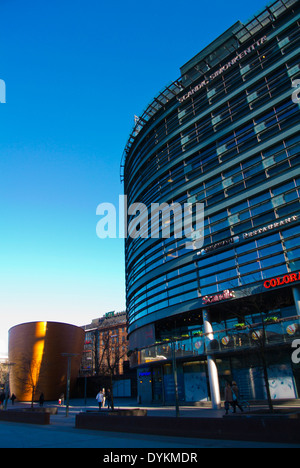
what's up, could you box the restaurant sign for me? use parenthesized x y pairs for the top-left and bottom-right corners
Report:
(243, 216), (298, 239)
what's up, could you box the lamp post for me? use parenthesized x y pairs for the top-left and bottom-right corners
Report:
(171, 342), (180, 418)
(61, 353), (79, 417)
(4, 362), (15, 410)
(84, 372), (87, 407)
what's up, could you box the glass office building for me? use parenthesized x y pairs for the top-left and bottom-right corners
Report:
(122, 0), (300, 405)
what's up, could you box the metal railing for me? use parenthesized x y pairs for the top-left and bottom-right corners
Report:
(133, 316), (300, 366)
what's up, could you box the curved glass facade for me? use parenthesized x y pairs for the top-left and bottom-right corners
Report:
(123, 0), (300, 403)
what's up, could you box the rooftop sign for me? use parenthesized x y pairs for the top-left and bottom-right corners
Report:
(178, 36), (268, 103)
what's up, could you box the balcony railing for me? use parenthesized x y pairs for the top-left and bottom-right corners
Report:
(132, 316), (300, 367)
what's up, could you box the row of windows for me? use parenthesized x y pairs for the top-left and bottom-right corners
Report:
(127, 94), (300, 209)
(155, 303), (297, 342)
(127, 192), (300, 291)
(127, 224), (300, 324)
(125, 136), (300, 278)
(125, 21), (299, 194)
(127, 195), (300, 289)
(127, 84), (299, 218)
(130, 223), (299, 306)
(176, 19), (299, 135)
(124, 23), (287, 177)
(125, 11), (300, 327)
(180, 66), (294, 152)
(125, 124), (300, 256)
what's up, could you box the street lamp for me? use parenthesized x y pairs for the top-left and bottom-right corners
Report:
(61, 353), (79, 417)
(171, 342), (180, 418)
(4, 362), (15, 410)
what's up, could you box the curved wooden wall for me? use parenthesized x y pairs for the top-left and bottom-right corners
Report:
(8, 321), (84, 401)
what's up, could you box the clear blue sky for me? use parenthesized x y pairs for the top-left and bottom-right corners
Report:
(0, 0), (269, 357)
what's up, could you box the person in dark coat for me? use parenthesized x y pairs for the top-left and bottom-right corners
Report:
(0, 392), (5, 409)
(231, 381), (244, 413)
(106, 389), (112, 410)
(224, 381), (234, 415)
(39, 393), (45, 407)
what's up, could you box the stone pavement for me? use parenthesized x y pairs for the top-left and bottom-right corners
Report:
(0, 398), (299, 448)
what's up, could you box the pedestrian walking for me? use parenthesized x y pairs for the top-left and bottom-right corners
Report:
(106, 388), (112, 410)
(39, 393), (45, 407)
(0, 392), (5, 410)
(10, 394), (16, 405)
(102, 388), (106, 407)
(58, 393), (65, 406)
(96, 390), (104, 410)
(232, 381), (244, 413)
(224, 381), (234, 415)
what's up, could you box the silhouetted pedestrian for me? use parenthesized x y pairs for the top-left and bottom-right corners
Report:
(224, 381), (234, 415)
(39, 393), (45, 407)
(106, 389), (112, 410)
(102, 388), (106, 407)
(96, 390), (104, 410)
(232, 381), (244, 413)
(0, 392), (5, 410)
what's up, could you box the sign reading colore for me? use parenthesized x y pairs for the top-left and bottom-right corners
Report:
(264, 272), (300, 289)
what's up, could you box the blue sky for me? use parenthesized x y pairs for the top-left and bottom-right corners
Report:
(0, 0), (269, 357)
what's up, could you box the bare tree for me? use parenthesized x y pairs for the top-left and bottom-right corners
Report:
(237, 292), (274, 413)
(222, 284), (286, 413)
(0, 362), (8, 392)
(98, 332), (128, 410)
(14, 354), (48, 408)
(89, 329), (100, 376)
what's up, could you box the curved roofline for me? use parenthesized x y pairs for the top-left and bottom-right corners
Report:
(120, 0), (297, 182)
(8, 321), (83, 333)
